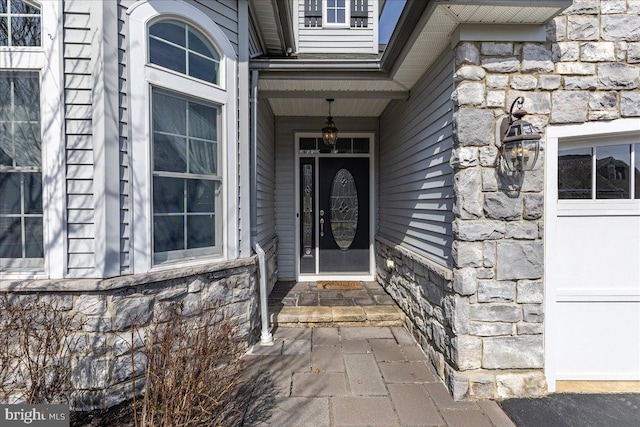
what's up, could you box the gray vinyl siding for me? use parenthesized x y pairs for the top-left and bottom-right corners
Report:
(297, 0), (376, 54)
(274, 116), (378, 279)
(378, 50), (455, 268)
(193, 0), (239, 53)
(256, 99), (276, 246)
(64, 0), (95, 277)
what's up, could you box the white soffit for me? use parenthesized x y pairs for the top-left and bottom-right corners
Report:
(444, 4), (564, 24)
(393, 6), (457, 89)
(392, 3), (565, 89)
(268, 98), (391, 117)
(249, 0), (281, 55)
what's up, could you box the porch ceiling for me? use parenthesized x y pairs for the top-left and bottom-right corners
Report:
(255, 0), (571, 117)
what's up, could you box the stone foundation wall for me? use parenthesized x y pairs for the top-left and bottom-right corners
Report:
(376, 237), (545, 400)
(0, 236), (279, 410)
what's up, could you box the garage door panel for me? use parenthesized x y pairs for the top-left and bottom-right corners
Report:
(556, 301), (640, 380)
(557, 215), (640, 290)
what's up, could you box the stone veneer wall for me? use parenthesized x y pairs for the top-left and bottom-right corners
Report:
(379, 0), (640, 400)
(0, 237), (278, 410)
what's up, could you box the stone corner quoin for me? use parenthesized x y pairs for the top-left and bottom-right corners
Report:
(380, 2), (640, 401)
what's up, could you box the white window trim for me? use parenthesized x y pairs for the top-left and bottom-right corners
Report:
(127, 0), (238, 274)
(0, 0), (65, 280)
(544, 118), (640, 392)
(323, 0), (350, 28)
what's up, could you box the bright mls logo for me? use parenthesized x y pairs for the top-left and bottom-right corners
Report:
(0, 405), (69, 426)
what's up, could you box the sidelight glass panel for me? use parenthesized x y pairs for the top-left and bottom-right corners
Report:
(299, 138), (317, 152)
(596, 144), (630, 199)
(558, 147), (592, 199)
(302, 164), (313, 257)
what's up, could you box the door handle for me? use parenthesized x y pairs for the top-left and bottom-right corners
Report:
(320, 218), (324, 237)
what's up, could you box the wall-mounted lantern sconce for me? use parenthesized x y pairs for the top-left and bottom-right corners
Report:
(499, 97), (541, 172)
(322, 98), (338, 147)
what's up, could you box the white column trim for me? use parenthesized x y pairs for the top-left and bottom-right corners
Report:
(42, 0), (66, 279)
(238, 0), (251, 257)
(92, 0), (121, 278)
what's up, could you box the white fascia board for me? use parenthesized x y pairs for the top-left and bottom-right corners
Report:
(451, 23), (546, 47)
(251, 58), (382, 72)
(436, 0), (572, 7)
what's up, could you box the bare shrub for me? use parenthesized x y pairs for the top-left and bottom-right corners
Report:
(0, 294), (80, 404)
(135, 303), (247, 427)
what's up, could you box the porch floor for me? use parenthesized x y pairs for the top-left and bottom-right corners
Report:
(268, 280), (405, 327)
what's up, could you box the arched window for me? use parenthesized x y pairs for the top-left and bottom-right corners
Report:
(0, 0), (41, 46)
(148, 20), (220, 85)
(128, 0), (238, 272)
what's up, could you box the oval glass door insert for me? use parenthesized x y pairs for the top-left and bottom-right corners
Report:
(330, 168), (358, 250)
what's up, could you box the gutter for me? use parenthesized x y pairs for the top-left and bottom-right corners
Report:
(250, 69), (274, 346)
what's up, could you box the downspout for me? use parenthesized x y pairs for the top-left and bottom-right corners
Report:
(251, 69), (274, 345)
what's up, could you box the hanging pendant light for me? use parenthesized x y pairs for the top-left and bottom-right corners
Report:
(322, 98), (338, 147)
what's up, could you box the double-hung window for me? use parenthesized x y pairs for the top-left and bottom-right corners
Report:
(0, 0), (58, 275)
(0, 71), (42, 269)
(128, 1), (238, 272)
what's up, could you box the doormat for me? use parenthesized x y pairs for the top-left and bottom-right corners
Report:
(317, 281), (362, 290)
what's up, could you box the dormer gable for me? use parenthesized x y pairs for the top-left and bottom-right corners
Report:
(297, 0), (380, 54)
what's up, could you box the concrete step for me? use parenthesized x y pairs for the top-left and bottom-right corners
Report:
(268, 304), (405, 327)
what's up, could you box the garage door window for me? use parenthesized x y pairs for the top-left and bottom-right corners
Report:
(558, 142), (640, 200)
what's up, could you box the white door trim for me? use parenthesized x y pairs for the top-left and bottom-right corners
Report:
(294, 132), (376, 281)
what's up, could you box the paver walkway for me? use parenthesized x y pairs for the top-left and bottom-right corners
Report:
(241, 326), (515, 427)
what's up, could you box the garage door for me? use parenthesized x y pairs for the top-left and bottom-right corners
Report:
(546, 127), (640, 389)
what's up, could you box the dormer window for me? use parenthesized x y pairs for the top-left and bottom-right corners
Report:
(148, 20), (220, 85)
(304, 1), (368, 29)
(325, 0), (348, 26)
